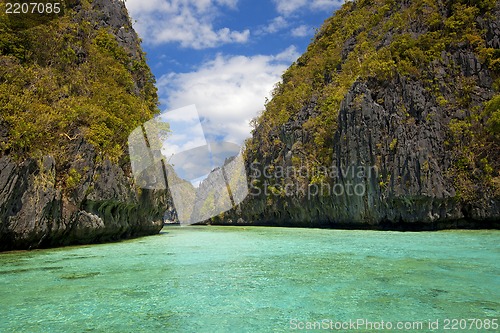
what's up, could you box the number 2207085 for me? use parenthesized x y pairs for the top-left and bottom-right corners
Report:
(5, 2), (61, 14)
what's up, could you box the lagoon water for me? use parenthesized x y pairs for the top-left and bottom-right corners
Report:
(0, 226), (499, 332)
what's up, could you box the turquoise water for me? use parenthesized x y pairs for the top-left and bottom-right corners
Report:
(0, 226), (499, 332)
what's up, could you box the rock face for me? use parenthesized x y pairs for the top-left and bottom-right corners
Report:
(0, 140), (168, 250)
(0, 0), (170, 251)
(212, 0), (500, 230)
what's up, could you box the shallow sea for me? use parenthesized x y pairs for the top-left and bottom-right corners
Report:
(0, 226), (499, 332)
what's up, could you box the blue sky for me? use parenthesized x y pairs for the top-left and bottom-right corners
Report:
(125, 0), (345, 151)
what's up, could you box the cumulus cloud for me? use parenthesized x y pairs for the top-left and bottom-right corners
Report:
(256, 16), (289, 35)
(157, 105), (208, 158)
(125, 0), (249, 49)
(157, 46), (300, 145)
(272, 0), (344, 15)
(291, 24), (311, 37)
(256, 17), (315, 39)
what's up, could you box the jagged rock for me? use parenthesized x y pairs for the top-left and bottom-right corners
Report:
(0, 140), (169, 251)
(212, 0), (500, 230)
(0, 156), (61, 249)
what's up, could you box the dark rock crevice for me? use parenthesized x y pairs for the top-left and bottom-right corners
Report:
(0, 138), (169, 251)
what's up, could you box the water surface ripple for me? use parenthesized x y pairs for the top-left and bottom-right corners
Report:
(0, 226), (498, 332)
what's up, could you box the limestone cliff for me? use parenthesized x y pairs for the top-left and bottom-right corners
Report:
(0, 0), (170, 250)
(213, 0), (500, 230)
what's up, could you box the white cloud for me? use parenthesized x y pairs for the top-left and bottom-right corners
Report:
(311, 0), (344, 11)
(273, 45), (300, 62)
(125, 0), (249, 49)
(273, 0), (306, 15)
(272, 0), (344, 15)
(157, 46), (300, 145)
(291, 24), (311, 37)
(158, 105), (207, 158)
(256, 16), (289, 35)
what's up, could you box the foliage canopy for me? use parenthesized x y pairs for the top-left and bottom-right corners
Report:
(0, 0), (159, 164)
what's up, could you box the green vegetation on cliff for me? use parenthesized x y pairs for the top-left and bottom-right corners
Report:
(0, 0), (159, 163)
(0, 0), (168, 251)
